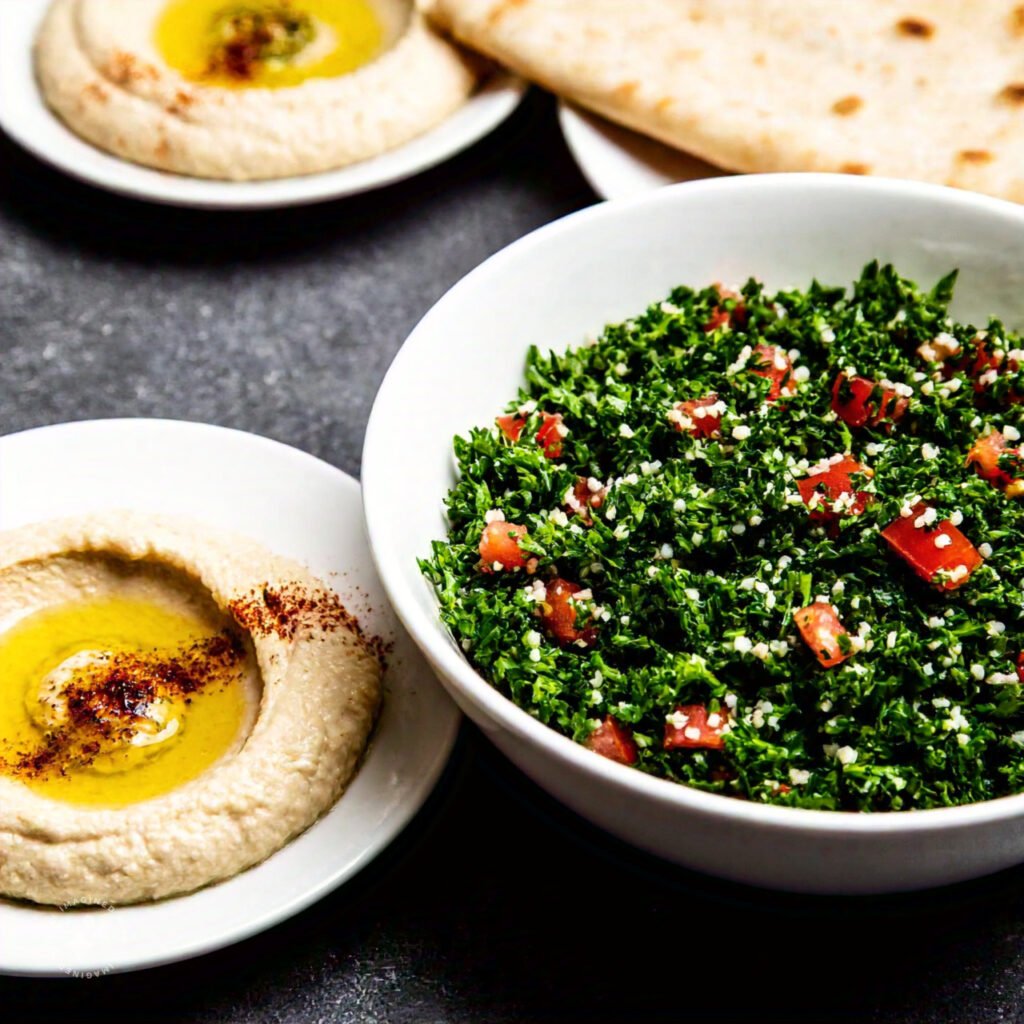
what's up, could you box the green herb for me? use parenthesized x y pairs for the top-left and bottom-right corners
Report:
(421, 263), (1024, 811)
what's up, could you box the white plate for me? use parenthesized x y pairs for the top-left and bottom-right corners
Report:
(0, 0), (525, 209)
(0, 418), (459, 976)
(558, 101), (725, 201)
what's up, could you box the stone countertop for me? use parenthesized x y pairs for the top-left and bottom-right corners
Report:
(3, 91), (1024, 1024)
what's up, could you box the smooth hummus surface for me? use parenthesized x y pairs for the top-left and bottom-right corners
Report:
(0, 512), (382, 907)
(34, 0), (480, 180)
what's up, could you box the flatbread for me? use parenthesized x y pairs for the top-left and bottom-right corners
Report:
(424, 0), (1024, 202)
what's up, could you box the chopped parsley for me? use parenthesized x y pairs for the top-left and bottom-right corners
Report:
(421, 263), (1024, 811)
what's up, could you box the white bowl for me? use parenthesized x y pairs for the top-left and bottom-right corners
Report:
(363, 174), (1024, 894)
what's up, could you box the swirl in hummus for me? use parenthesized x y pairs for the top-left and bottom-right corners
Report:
(0, 512), (381, 907)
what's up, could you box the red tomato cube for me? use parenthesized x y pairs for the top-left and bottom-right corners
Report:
(479, 521), (528, 572)
(586, 716), (638, 765)
(496, 413), (526, 442)
(703, 285), (747, 332)
(881, 504), (983, 590)
(663, 704), (729, 750)
(796, 455), (872, 521)
(496, 411), (566, 459)
(672, 393), (722, 438)
(831, 374), (908, 429)
(539, 578), (597, 647)
(568, 476), (606, 523)
(795, 602), (852, 668)
(962, 339), (1003, 393)
(535, 412), (566, 458)
(967, 431), (1023, 492)
(751, 344), (794, 402)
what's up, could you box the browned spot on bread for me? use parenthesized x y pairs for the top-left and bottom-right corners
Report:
(840, 162), (871, 175)
(1011, 5), (1024, 34)
(82, 81), (109, 104)
(896, 16), (934, 37)
(485, 0), (528, 26)
(654, 96), (674, 113)
(613, 80), (639, 101)
(999, 83), (1024, 104)
(155, 138), (171, 160)
(832, 95), (863, 116)
(959, 149), (994, 163)
(752, 51), (766, 66)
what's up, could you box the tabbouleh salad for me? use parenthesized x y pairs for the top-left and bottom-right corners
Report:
(421, 263), (1024, 812)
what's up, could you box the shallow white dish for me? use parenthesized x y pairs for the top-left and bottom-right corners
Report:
(558, 101), (724, 200)
(364, 173), (1024, 895)
(0, 0), (524, 209)
(0, 418), (459, 976)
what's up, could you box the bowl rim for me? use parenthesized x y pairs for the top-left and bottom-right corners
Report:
(364, 171), (1024, 836)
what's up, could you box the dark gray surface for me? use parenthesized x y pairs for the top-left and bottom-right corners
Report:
(4, 92), (1024, 1024)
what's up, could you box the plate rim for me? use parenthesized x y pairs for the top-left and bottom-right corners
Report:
(0, 417), (460, 977)
(0, 0), (526, 209)
(557, 99), (717, 202)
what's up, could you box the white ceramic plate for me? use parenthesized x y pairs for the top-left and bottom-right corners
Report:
(558, 101), (725, 200)
(0, 0), (525, 209)
(0, 418), (459, 976)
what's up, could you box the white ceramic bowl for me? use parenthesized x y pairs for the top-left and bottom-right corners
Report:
(363, 174), (1024, 894)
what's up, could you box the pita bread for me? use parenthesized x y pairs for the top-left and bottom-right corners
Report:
(424, 0), (1024, 202)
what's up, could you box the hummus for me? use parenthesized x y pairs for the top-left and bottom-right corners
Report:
(34, 0), (480, 180)
(0, 512), (381, 906)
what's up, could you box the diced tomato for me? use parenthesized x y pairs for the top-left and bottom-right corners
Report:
(1017, 652), (1024, 685)
(479, 520), (528, 572)
(586, 716), (638, 765)
(538, 578), (597, 646)
(703, 285), (748, 333)
(881, 503), (983, 591)
(569, 476), (606, 523)
(496, 411), (565, 459)
(704, 307), (731, 333)
(796, 455), (872, 521)
(673, 393), (722, 438)
(963, 339), (1003, 393)
(967, 431), (1024, 491)
(663, 704), (730, 751)
(795, 602), (852, 668)
(496, 413), (525, 442)
(972, 342), (1002, 380)
(750, 344), (794, 401)
(831, 374), (908, 429)
(536, 412), (566, 458)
